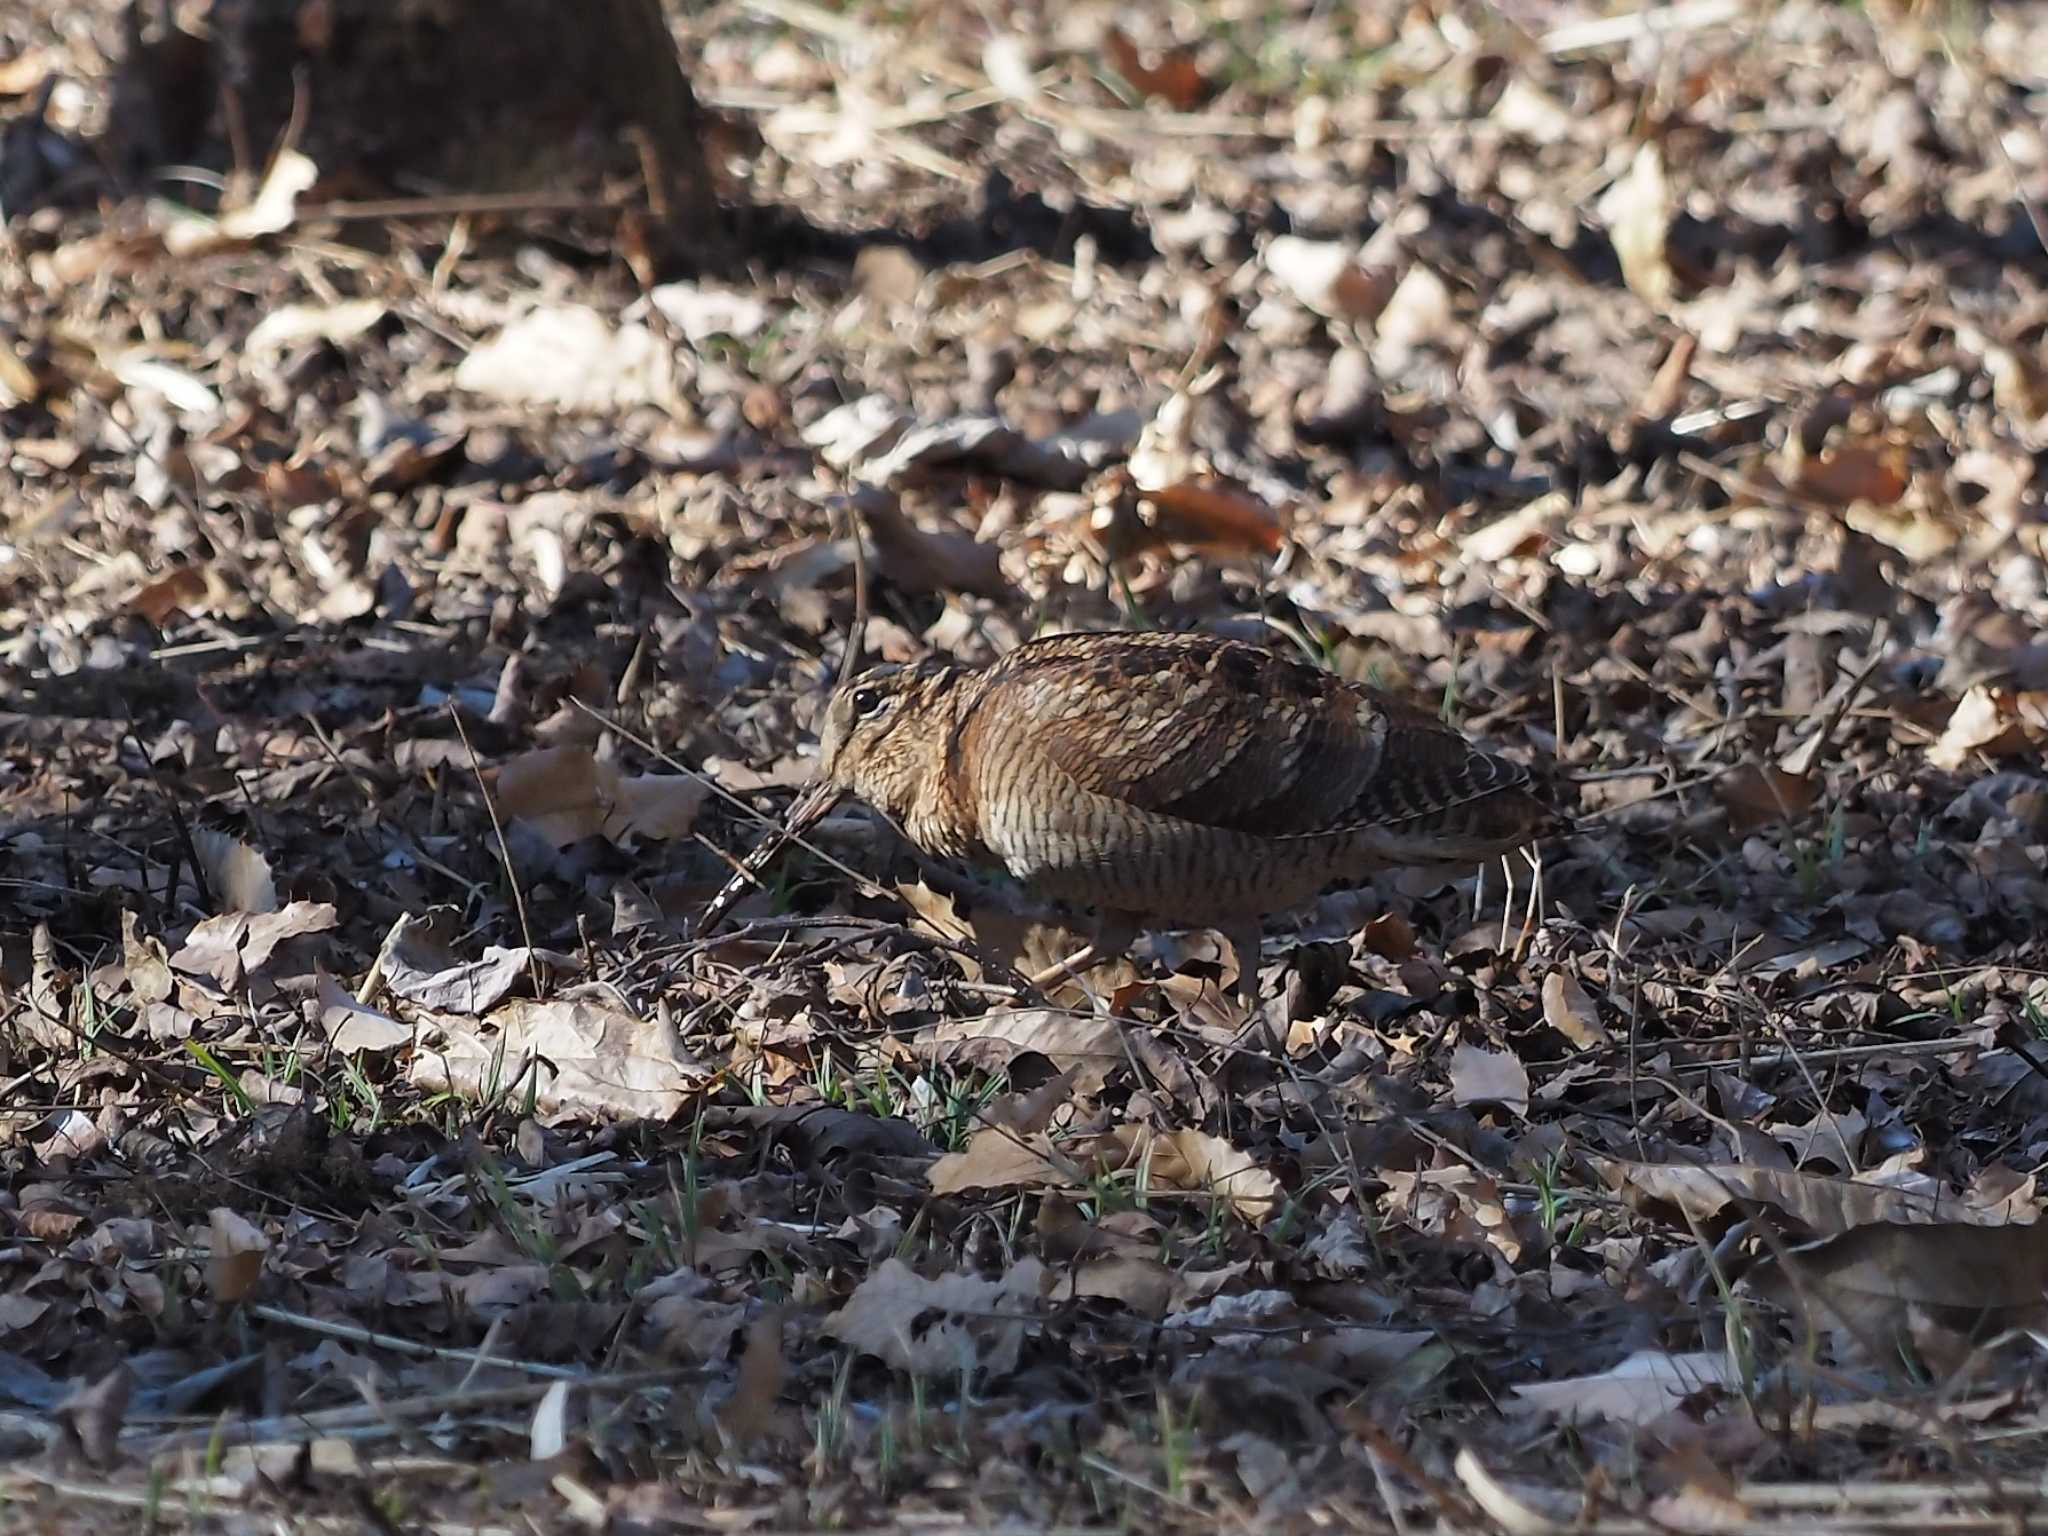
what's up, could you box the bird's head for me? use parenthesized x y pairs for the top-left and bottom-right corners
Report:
(809, 660), (961, 825)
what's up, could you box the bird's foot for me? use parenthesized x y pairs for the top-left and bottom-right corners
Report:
(1025, 910), (1141, 1001)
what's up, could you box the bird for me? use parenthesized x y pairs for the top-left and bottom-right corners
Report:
(721, 630), (1555, 1007)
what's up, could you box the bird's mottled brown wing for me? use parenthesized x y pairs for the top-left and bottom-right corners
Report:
(1344, 692), (1533, 824)
(1337, 695), (1543, 858)
(957, 632), (1387, 836)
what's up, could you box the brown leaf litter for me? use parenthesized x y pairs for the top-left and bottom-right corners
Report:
(5, 0), (2048, 1530)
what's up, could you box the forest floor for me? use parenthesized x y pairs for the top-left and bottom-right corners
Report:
(5, 0), (2048, 1530)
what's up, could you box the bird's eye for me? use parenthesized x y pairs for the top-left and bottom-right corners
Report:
(851, 686), (885, 718)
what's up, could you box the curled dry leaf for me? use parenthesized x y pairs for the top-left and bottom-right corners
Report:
(191, 828), (278, 914)
(1107, 386), (1287, 560)
(1598, 141), (1676, 314)
(171, 901), (338, 992)
(860, 415), (1091, 492)
(1541, 971), (1610, 1048)
(1512, 1349), (1737, 1425)
(1928, 685), (2046, 770)
(1461, 493), (1570, 565)
(641, 1269), (748, 1363)
(243, 298), (388, 365)
(128, 562), (236, 624)
(1594, 1155), (2015, 1236)
(1131, 477), (1286, 555)
(928, 1127), (1075, 1196)
(1136, 1128), (1283, 1226)
(319, 971), (409, 1053)
(381, 924), (578, 1014)
(982, 1067), (1084, 1136)
(1788, 431), (1912, 507)
(54, 1364), (132, 1469)
(159, 147), (318, 256)
(493, 746), (710, 849)
(1384, 1166), (1523, 1265)
(930, 1124), (1281, 1224)
(529, 1379), (572, 1462)
(1453, 1447), (1577, 1536)
(120, 909), (174, 1006)
(206, 1207), (270, 1304)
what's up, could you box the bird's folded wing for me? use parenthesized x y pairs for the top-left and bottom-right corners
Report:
(975, 634), (1386, 835)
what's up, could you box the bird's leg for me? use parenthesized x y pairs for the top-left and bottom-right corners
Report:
(1223, 921), (1266, 1013)
(1027, 909), (1141, 996)
(1223, 919), (1291, 1059)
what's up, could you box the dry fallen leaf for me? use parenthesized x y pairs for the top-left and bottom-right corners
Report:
(120, 909), (174, 1006)
(455, 305), (675, 412)
(718, 1308), (787, 1443)
(380, 924), (576, 1013)
(1384, 1165), (1524, 1264)
(1140, 1128), (1283, 1226)
(1746, 1221), (2048, 1346)
(1102, 26), (1210, 110)
(412, 999), (710, 1122)
(1541, 971), (1610, 1049)
(1716, 763), (1816, 831)
(243, 298), (388, 367)
(55, 1365), (132, 1468)
(1789, 432), (1912, 507)
(1513, 1349), (1737, 1425)
(206, 1207), (270, 1304)
(1449, 1044), (1530, 1115)
(923, 1008), (1124, 1095)
(159, 148), (319, 255)
(1051, 1253), (1177, 1318)
(1598, 141), (1676, 313)
(319, 971), (410, 1054)
(1264, 235), (1396, 324)
(1133, 477), (1287, 555)
(1928, 685), (2040, 770)
(191, 828), (278, 914)
(494, 746), (710, 848)
(928, 1128), (1077, 1196)
(822, 1258), (1046, 1378)
(1594, 1156), (2004, 1236)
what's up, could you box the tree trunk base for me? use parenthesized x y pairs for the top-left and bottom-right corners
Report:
(109, 0), (733, 267)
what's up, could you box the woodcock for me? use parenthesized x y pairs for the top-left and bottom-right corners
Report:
(750, 630), (1554, 1004)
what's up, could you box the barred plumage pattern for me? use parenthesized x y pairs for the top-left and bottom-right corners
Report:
(807, 630), (1553, 1000)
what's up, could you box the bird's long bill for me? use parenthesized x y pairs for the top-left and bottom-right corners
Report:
(696, 781), (844, 936)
